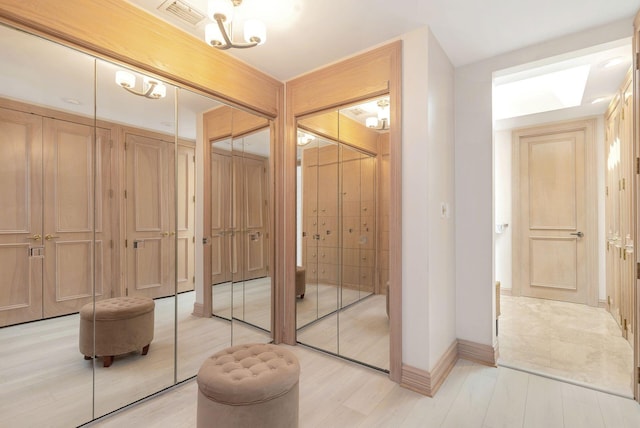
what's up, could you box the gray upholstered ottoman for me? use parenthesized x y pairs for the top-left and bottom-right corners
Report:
(79, 296), (155, 367)
(197, 343), (300, 428)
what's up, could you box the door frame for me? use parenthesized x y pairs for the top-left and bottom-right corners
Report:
(512, 118), (599, 307)
(632, 9), (640, 404)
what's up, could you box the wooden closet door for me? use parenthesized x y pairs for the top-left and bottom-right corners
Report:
(0, 108), (43, 326)
(126, 133), (174, 298)
(42, 118), (112, 317)
(211, 150), (232, 285)
(242, 156), (268, 280)
(176, 144), (195, 292)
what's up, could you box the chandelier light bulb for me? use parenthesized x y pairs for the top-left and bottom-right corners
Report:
(244, 19), (266, 45)
(115, 70), (135, 88)
(205, 22), (225, 47)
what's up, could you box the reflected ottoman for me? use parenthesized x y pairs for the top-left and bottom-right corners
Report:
(197, 343), (300, 428)
(79, 296), (155, 367)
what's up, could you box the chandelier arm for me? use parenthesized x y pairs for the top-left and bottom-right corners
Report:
(212, 16), (259, 50)
(216, 17), (233, 50)
(120, 83), (156, 99)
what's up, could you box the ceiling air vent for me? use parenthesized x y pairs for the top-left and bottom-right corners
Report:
(159, 0), (206, 27)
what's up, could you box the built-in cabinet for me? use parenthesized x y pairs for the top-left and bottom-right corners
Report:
(605, 71), (635, 347)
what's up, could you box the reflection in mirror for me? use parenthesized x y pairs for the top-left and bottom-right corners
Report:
(205, 107), (273, 345)
(295, 97), (390, 371)
(0, 24), (96, 427)
(177, 89), (231, 382)
(94, 59), (177, 417)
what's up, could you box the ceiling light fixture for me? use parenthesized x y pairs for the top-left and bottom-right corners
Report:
(115, 70), (167, 99)
(205, 0), (266, 50)
(367, 99), (390, 130)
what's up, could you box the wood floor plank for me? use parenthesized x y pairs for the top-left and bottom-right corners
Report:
(482, 367), (529, 428)
(561, 382), (605, 428)
(596, 390), (640, 428)
(523, 375), (564, 428)
(440, 364), (498, 428)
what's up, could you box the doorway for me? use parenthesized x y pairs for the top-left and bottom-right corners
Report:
(493, 41), (636, 396)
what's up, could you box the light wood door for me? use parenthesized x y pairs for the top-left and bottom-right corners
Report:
(0, 108), (43, 326)
(211, 150), (232, 285)
(126, 133), (175, 298)
(177, 144), (195, 292)
(42, 118), (112, 317)
(605, 108), (622, 326)
(242, 156), (268, 281)
(519, 130), (587, 304)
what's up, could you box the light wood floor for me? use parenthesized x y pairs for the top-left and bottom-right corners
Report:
(297, 294), (389, 370)
(498, 295), (634, 396)
(0, 291), (270, 428)
(87, 344), (640, 428)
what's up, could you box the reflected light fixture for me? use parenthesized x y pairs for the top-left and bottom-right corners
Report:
(205, 0), (266, 50)
(366, 99), (390, 130)
(297, 131), (314, 146)
(115, 70), (167, 99)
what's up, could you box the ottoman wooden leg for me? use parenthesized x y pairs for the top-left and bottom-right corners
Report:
(84, 355), (93, 360)
(142, 344), (150, 355)
(103, 356), (114, 367)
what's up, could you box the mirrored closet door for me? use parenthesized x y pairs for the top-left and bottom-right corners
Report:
(295, 98), (390, 371)
(205, 107), (273, 345)
(0, 22), (275, 427)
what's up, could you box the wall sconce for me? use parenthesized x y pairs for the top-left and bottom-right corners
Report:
(115, 70), (167, 99)
(366, 99), (390, 130)
(205, 0), (266, 50)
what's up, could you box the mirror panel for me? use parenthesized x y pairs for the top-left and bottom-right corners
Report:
(94, 59), (177, 416)
(0, 25), (96, 427)
(296, 98), (390, 371)
(176, 88), (231, 382)
(205, 106), (273, 345)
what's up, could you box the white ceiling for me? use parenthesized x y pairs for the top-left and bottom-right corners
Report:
(127, 0), (640, 81)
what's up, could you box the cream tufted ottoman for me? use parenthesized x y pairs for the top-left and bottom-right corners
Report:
(197, 343), (300, 428)
(79, 296), (155, 367)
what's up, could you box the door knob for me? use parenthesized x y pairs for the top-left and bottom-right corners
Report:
(45, 234), (60, 240)
(570, 231), (584, 238)
(160, 232), (170, 237)
(26, 233), (42, 241)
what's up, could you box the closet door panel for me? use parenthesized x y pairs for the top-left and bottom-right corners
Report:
(177, 144), (195, 292)
(126, 133), (173, 298)
(43, 119), (111, 317)
(243, 156), (268, 279)
(211, 151), (231, 285)
(0, 109), (43, 326)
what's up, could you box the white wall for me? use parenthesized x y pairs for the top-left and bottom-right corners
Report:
(402, 26), (431, 370)
(426, 29), (457, 367)
(494, 130), (512, 291)
(402, 26), (457, 371)
(455, 18), (631, 347)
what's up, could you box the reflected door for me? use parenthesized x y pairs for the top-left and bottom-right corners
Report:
(242, 156), (268, 281)
(126, 132), (175, 298)
(211, 150), (232, 285)
(43, 118), (112, 317)
(177, 144), (195, 293)
(0, 108), (43, 326)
